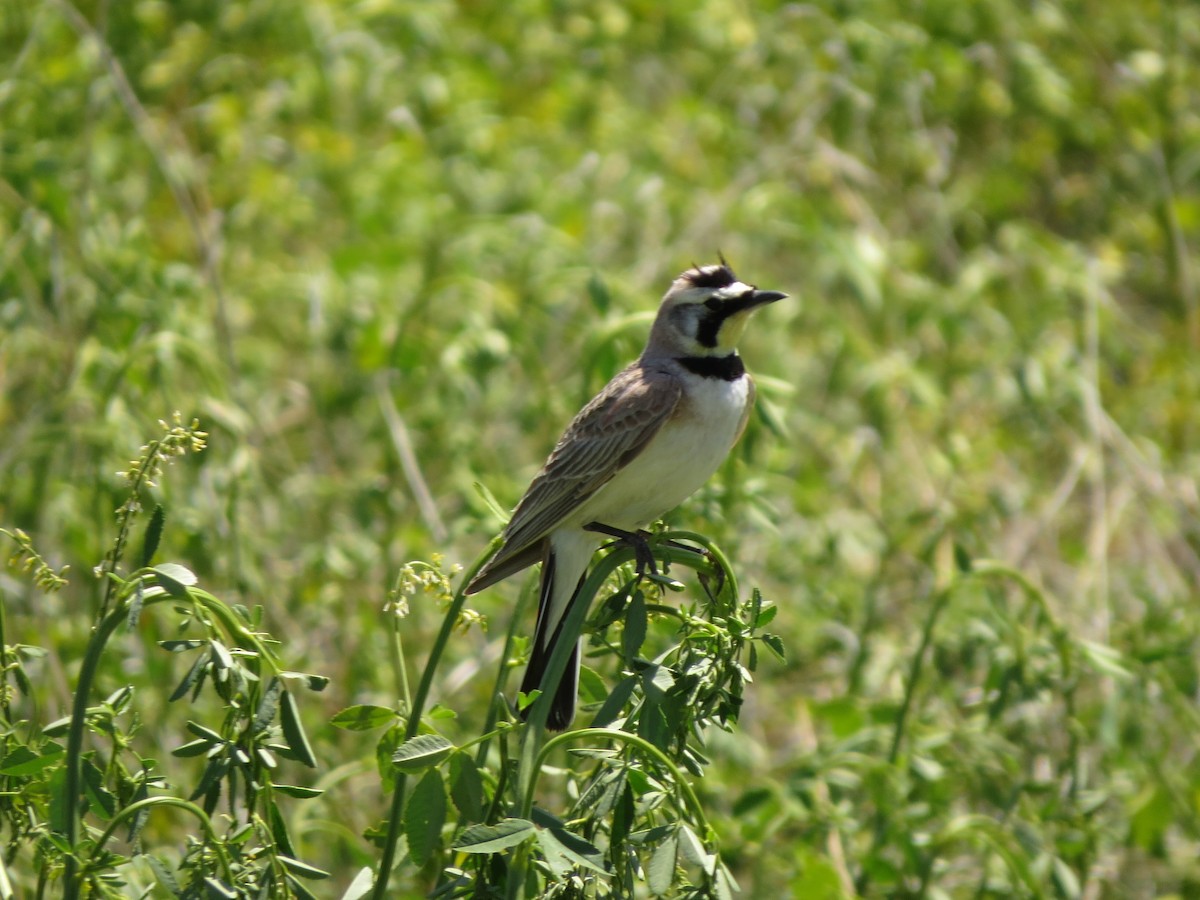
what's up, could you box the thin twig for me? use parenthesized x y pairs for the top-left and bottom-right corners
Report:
(375, 372), (448, 542)
(1082, 260), (1110, 640)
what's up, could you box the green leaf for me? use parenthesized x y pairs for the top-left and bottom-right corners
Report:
(637, 679), (671, 750)
(340, 867), (374, 900)
(754, 603), (778, 628)
(392, 733), (454, 773)
(209, 640), (234, 671)
(190, 756), (229, 806)
(158, 639), (206, 652)
(274, 784), (324, 799)
(374, 725), (402, 791)
(331, 705), (396, 731)
(140, 504), (165, 568)
(575, 766), (623, 819)
(278, 855), (331, 880)
(284, 875), (321, 900)
(404, 768), (446, 867)
(610, 782), (635, 852)
(82, 758), (116, 819)
(448, 752), (484, 822)
(678, 824), (711, 869)
(516, 688), (542, 712)
(203, 876), (238, 898)
(253, 678), (283, 734)
(104, 684), (134, 713)
(48, 766), (68, 834)
(281, 670), (330, 692)
(787, 848), (844, 899)
(340, 868), (372, 900)
(168, 649), (210, 702)
(1052, 857), (1081, 898)
(186, 721), (225, 743)
(0, 743), (64, 776)
(536, 824), (609, 876)
(622, 589), (647, 660)
(714, 860), (740, 900)
(577, 665), (607, 704)
(146, 855), (180, 894)
(280, 689), (318, 768)
(474, 481), (510, 524)
(172, 738), (213, 758)
(953, 541), (973, 573)
(587, 272), (610, 313)
(1130, 785), (1171, 851)
(760, 633), (786, 662)
(453, 818), (535, 853)
(732, 787), (774, 817)
(590, 676), (637, 729)
(647, 828), (678, 895)
(126, 776), (151, 844)
(153, 563), (196, 598)
(269, 796), (299, 857)
(128, 579), (145, 628)
(1078, 639), (1133, 681)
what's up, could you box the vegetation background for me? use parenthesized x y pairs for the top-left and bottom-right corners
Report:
(2, 0), (1199, 895)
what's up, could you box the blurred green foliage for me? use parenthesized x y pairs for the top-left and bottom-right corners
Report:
(2, 0), (1199, 895)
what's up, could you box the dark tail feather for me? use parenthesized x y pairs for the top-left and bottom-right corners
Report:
(519, 550), (586, 732)
(520, 640), (578, 731)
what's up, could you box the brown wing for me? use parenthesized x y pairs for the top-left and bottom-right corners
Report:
(466, 363), (683, 593)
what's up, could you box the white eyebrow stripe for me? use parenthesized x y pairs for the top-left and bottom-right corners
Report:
(713, 281), (754, 299)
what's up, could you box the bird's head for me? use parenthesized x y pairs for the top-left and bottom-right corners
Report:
(647, 261), (787, 358)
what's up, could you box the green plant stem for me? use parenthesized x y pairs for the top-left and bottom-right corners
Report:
(505, 553), (623, 900)
(475, 577), (537, 770)
(370, 546), (495, 900)
(188, 586), (282, 658)
(63, 574), (284, 899)
(534, 727), (712, 835)
(0, 584), (9, 725)
(889, 585), (951, 765)
(389, 610), (412, 714)
(505, 532), (723, 899)
(660, 530), (739, 601)
(87, 797), (233, 881)
(62, 592), (132, 900)
(96, 436), (169, 620)
(862, 563), (1071, 895)
(506, 550), (638, 900)
(856, 580), (953, 897)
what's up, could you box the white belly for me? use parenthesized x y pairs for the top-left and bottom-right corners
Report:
(566, 375), (751, 530)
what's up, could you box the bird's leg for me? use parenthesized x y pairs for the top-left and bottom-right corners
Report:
(656, 538), (720, 592)
(661, 538), (710, 559)
(584, 522), (660, 578)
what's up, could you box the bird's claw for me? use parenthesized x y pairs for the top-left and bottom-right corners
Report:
(584, 522), (661, 579)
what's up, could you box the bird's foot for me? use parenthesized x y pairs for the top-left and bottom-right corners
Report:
(584, 522), (660, 578)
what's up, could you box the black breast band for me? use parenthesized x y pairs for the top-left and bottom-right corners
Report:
(677, 354), (745, 381)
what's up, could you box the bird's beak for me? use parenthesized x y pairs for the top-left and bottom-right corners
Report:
(725, 289), (788, 315)
(751, 290), (788, 306)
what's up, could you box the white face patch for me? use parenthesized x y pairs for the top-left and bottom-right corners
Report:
(711, 281), (754, 301)
(660, 278), (770, 355)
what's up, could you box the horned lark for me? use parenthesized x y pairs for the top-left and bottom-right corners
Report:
(467, 262), (787, 730)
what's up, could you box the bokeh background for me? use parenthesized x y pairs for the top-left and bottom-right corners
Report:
(3, 0), (1199, 895)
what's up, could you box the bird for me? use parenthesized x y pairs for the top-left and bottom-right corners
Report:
(465, 261), (787, 730)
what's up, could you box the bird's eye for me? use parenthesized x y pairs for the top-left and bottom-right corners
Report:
(704, 297), (722, 311)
